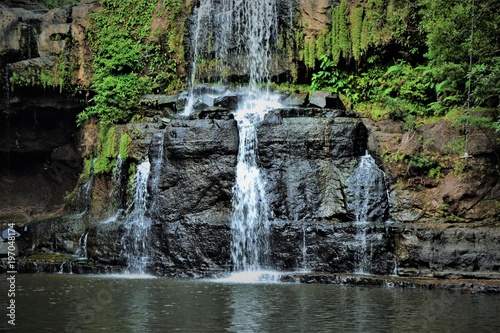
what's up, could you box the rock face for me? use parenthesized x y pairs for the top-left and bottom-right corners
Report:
(143, 107), (392, 276)
(1, 1), (499, 283)
(156, 118), (239, 225)
(0, 0), (98, 91)
(300, 0), (334, 38)
(363, 116), (500, 223)
(258, 109), (367, 221)
(396, 224), (500, 279)
(0, 0), (99, 224)
(0, 95), (83, 224)
(8, 107), (398, 277)
(7, 103), (500, 280)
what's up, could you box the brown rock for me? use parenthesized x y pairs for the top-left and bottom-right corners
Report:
(300, 0), (333, 39)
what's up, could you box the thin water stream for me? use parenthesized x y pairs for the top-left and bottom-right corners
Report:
(121, 159), (152, 275)
(346, 152), (390, 274)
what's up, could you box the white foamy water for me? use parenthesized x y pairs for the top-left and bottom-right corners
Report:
(121, 160), (152, 275)
(184, 0), (279, 115)
(230, 95), (281, 273)
(217, 270), (282, 284)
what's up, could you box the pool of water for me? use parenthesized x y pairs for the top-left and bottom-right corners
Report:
(1, 274), (500, 332)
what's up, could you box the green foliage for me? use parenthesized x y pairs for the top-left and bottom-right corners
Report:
(307, 0), (498, 125)
(383, 151), (440, 177)
(81, 158), (94, 181)
(9, 54), (76, 93)
(94, 125), (118, 175)
(119, 132), (133, 160)
(419, 0), (500, 112)
(77, 74), (150, 124)
(468, 57), (500, 108)
(455, 113), (499, 131)
(445, 138), (466, 155)
(79, 0), (186, 124)
(126, 162), (137, 200)
(331, 0), (350, 64)
(311, 57), (344, 91)
(428, 166), (443, 179)
(323, 0), (422, 68)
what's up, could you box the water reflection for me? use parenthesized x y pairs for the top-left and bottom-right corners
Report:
(3, 275), (500, 333)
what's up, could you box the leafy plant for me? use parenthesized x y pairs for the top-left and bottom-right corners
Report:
(311, 56), (357, 101)
(79, 0), (186, 125)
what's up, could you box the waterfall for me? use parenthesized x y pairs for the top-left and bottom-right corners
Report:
(112, 154), (126, 211)
(301, 224), (308, 271)
(184, 0), (213, 116)
(184, 0), (288, 278)
(230, 97), (281, 273)
(121, 159), (152, 275)
(149, 129), (166, 213)
(184, 0), (279, 115)
(345, 152), (389, 274)
(220, 0), (278, 89)
(119, 128), (165, 275)
(74, 231), (89, 259)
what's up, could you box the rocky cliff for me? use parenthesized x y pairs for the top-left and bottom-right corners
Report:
(0, 0), (99, 224)
(0, 0), (499, 282)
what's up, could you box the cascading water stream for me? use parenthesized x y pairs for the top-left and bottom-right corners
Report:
(185, 0), (288, 280)
(231, 97), (280, 273)
(120, 129), (166, 275)
(184, 0), (279, 116)
(121, 159), (152, 275)
(4, 64), (11, 173)
(149, 129), (166, 213)
(184, 0), (213, 116)
(232, 0), (277, 89)
(301, 224), (308, 271)
(74, 232), (88, 259)
(346, 152), (389, 274)
(69, 159), (95, 218)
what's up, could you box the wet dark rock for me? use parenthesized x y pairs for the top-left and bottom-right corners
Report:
(155, 118), (238, 224)
(51, 143), (81, 168)
(0, 103), (83, 224)
(198, 107), (234, 120)
(278, 272), (500, 294)
(213, 95), (239, 110)
(270, 221), (395, 275)
(192, 85), (228, 95)
(141, 94), (179, 111)
(345, 154), (390, 223)
(281, 92), (308, 106)
(395, 224), (500, 280)
(258, 112), (367, 221)
(309, 90), (346, 109)
(11, 106), (500, 282)
(151, 221), (231, 277)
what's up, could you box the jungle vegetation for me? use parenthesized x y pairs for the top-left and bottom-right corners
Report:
(304, 0), (499, 130)
(30, 0), (497, 128)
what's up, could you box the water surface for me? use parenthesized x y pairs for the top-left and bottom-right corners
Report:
(1, 274), (499, 332)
